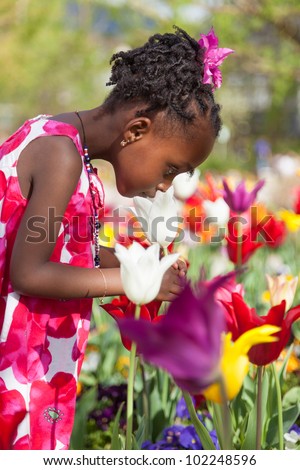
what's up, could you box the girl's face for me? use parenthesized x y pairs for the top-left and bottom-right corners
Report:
(112, 118), (215, 198)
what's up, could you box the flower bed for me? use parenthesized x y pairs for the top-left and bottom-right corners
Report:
(71, 167), (300, 450)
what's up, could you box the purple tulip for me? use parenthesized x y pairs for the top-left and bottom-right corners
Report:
(222, 178), (265, 213)
(117, 272), (236, 395)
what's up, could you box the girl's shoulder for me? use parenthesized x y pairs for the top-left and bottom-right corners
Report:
(0, 115), (82, 160)
(30, 115), (83, 155)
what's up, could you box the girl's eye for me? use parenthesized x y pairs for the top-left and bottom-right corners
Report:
(164, 166), (179, 177)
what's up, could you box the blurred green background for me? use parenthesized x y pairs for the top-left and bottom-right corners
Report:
(0, 0), (299, 173)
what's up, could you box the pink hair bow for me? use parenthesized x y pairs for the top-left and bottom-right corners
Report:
(198, 28), (234, 91)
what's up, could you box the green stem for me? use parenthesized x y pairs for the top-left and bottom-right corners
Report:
(125, 304), (141, 450)
(256, 366), (263, 450)
(182, 391), (216, 450)
(162, 372), (169, 412)
(218, 376), (232, 450)
(292, 231), (299, 273)
(140, 359), (150, 441)
(207, 401), (224, 449)
(271, 362), (284, 450)
(163, 247), (169, 257)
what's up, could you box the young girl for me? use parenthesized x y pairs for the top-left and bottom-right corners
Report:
(0, 26), (227, 450)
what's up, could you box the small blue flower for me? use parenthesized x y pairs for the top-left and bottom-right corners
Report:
(176, 396), (194, 419)
(289, 424), (300, 435)
(209, 429), (220, 449)
(141, 441), (160, 450)
(176, 397), (209, 424)
(142, 424), (220, 451)
(284, 424), (300, 449)
(179, 425), (203, 449)
(142, 425), (184, 450)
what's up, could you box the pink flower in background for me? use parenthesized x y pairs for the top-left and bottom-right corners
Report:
(214, 276), (245, 305)
(293, 188), (300, 214)
(198, 28), (234, 90)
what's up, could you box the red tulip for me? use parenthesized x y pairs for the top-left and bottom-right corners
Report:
(102, 296), (162, 350)
(253, 212), (287, 248)
(225, 213), (263, 264)
(222, 292), (300, 366)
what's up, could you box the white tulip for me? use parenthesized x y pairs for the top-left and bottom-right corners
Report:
(202, 197), (230, 227)
(132, 186), (180, 248)
(172, 168), (200, 200)
(114, 241), (179, 305)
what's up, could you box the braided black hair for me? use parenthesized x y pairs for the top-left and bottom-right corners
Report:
(104, 26), (222, 137)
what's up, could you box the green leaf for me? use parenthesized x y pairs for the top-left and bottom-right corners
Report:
(98, 347), (119, 382)
(230, 384), (250, 430)
(166, 385), (181, 421)
(135, 364), (173, 442)
(265, 404), (300, 448)
(183, 392), (216, 450)
(292, 319), (300, 341)
(260, 368), (270, 448)
(77, 372), (98, 387)
(111, 401), (125, 450)
(240, 397), (257, 450)
(207, 401), (225, 449)
(148, 381), (168, 441)
(278, 343), (294, 386)
(232, 414), (249, 449)
(70, 386), (97, 450)
(131, 434), (140, 450)
(240, 374), (256, 409)
(282, 386), (300, 409)
(134, 415), (147, 449)
(264, 366), (279, 427)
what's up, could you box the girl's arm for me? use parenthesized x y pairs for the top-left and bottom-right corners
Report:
(10, 136), (124, 299)
(99, 246), (120, 268)
(10, 136), (182, 301)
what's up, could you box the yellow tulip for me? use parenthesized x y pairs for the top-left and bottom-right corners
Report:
(266, 273), (298, 312)
(99, 223), (115, 248)
(76, 381), (83, 396)
(115, 355), (130, 378)
(202, 325), (281, 403)
(276, 348), (300, 373)
(277, 210), (300, 232)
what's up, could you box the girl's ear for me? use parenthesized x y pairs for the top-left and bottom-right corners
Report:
(123, 117), (152, 143)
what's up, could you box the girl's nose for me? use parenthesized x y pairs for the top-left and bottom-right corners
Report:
(156, 181), (172, 192)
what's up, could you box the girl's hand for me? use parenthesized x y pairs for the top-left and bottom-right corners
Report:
(172, 257), (188, 278)
(156, 265), (185, 302)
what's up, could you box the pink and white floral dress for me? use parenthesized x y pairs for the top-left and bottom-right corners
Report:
(0, 115), (105, 450)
